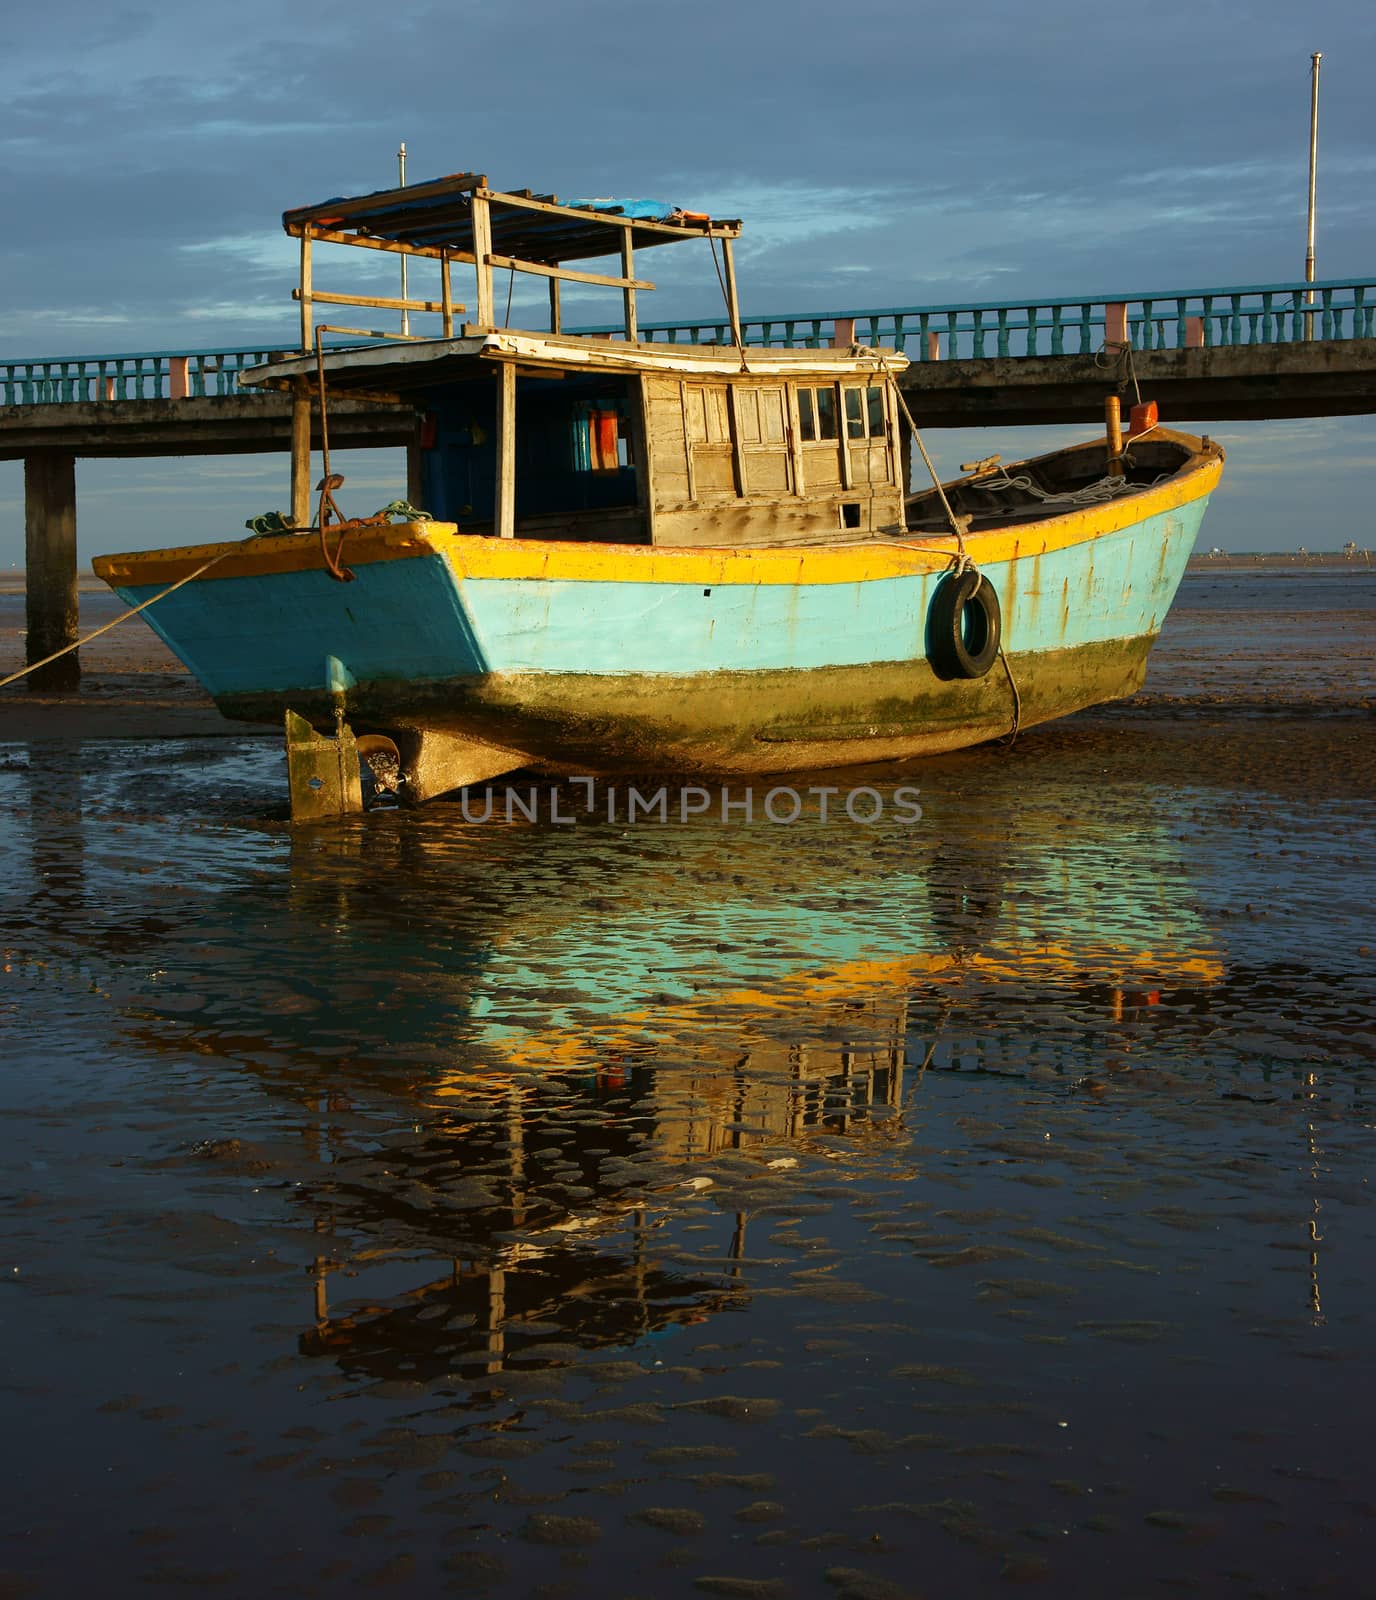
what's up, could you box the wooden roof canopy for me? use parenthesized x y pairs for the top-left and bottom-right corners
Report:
(283, 171), (743, 265)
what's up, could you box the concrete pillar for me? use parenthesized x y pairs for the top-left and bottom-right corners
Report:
(24, 452), (80, 692)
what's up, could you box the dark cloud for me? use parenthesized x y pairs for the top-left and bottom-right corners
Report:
(1, 0), (1372, 557)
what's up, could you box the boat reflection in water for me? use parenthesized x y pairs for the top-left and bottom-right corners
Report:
(112, 785), (1223, 1381)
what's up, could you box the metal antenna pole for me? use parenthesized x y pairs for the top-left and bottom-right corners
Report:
(399, 142), (409, 336)
(1305, 53), (1321, 341)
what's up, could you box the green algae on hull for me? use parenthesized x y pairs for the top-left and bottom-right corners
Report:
(218, 633), (1157, 776)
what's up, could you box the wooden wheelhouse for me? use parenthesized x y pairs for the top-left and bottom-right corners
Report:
(251, 170), (909, 546)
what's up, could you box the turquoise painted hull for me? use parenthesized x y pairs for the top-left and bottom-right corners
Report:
(111, 490), (1210, 774)
(116, 501), (1203, 686)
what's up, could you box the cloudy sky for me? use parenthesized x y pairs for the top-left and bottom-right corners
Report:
(2, 0), (1372, 566)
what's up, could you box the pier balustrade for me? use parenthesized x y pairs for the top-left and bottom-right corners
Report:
(5, 280), (1369, 409)
(3, 279), (1373, 409)
(593, 278), (1376, 359)
(0, 345), (351, 407)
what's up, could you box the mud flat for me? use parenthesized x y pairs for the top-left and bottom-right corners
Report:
(1, 570), (1374, 1599)
(0, 590), (242, 740)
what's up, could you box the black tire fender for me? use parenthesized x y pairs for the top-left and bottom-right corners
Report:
(927, 567), (1002, 680)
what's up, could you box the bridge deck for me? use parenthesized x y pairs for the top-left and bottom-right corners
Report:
(0, 394), (412, 462)
(899, 339), (1376, 427)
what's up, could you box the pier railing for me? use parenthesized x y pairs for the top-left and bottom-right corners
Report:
(4, 279), (1374, 404)
(0, 341), (371, 408)
(592, 277), (1376, 360)
(0, 346), (297, 407)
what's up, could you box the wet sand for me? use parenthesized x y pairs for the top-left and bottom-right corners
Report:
(1, 572), (1374, 1598)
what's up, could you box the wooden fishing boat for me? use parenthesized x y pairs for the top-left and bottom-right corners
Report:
(92, 169), (1224, 815)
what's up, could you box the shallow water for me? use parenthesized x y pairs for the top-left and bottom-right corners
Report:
(2, 575), (1375, 1598)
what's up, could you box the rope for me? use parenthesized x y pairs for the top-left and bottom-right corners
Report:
(0, 549), (231, 691)
(974, 462), (1171, 508)
(870, 349), (971, 568)
(708, 236), (749, 373)
(0, 490), (432, 692)
(1095, 336), (1143, 407)
(314, 328), (355, 582)
(868, 347), (1027, 745)
(997, 644), (1022, 747)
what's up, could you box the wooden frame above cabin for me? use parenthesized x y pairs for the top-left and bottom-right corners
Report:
(282, 172), (744, 348)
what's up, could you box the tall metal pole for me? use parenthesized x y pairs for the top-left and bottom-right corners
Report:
(1305, 52), (1321, 340)
(398, 142), (409, 336)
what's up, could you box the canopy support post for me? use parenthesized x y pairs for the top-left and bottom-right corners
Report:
(471, 191), (494, 327)
(290, 381), (312, 528)
(721, 236), (743, 349)
(622, 235), (638, 341)
(298, 229), (313, 352)
(548, 273), (562, 334)
(496, 360), (516, 538)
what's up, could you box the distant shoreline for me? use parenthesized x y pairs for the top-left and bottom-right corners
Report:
(1186, 551), (1372, 572)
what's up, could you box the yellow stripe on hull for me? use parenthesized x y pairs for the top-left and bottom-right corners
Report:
(93, 429), (1221, 590)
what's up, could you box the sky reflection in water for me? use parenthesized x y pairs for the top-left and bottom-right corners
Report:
(1, 714), (1373, 1598)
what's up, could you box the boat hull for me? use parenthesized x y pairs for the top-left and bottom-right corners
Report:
(95, 434), (1219, 778)
(215, 631), (1155, 773)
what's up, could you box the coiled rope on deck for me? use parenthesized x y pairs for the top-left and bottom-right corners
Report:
(975, 464), (1172, 509)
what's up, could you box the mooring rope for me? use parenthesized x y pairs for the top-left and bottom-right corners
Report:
(871, 351), (971, 567)
(0, 549), (232, 691)
(1092, 335), (1171, 466)
(997, 644), (1022, 747)
(1096, 335), (1144, 408)
(1, 497), (431, 692)
(868, 347), (1027, 743)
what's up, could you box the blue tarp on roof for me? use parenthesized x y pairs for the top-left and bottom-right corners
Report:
(569, 199), (680, 221)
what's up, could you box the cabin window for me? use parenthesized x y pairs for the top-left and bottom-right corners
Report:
(844, 384), (889, 440)
(866, 384), (886, 436)
(797, 385), (838, 442)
